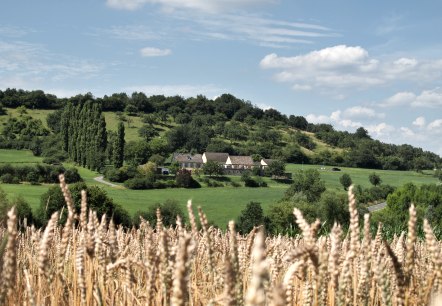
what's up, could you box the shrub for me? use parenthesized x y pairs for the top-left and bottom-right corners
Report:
(124, 177), (154, 190)
(11, 196), (33, 226)
(1, 173), (17, 184)
(36, 182), (131, 227)
(175, 169), (201, 188)
(132, 199), (186, 228)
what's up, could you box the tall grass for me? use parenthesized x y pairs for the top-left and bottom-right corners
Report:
(0, 175), (441, 305)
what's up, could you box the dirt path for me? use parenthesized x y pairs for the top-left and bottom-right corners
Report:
(93, 176), (119, 188)
(367, 202), (387, 212)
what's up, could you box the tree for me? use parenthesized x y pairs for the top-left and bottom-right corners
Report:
(236, 202), (267, 234)
(265, 160), (286, 177)
(435, 169), (442, 182)
(175, 169), (200, 188)
(0, 187), (10, 226)
(113, 122), (125, 168)
(284, 169), (326, 203)
(138, 124), (158, 142)
(0, 103), (6, 115)
(369, 173), (382, 186)
(125, 141), (150, 166)
(340, 173), (352, 190)
(203, 160), (223, 176)
(36, 182), (131, 227)
(355, 127), (371, 139)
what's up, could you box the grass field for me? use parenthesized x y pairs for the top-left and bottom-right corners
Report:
(0, 148), (440, 228)
(0, 149), (44, 163)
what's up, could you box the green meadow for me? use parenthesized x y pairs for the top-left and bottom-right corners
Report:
(0, 149), (439, 228)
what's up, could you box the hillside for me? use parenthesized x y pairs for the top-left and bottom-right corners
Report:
(0, 89), (440, 171)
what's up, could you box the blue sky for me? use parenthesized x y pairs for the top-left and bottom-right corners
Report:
(1, 1), (442, 155)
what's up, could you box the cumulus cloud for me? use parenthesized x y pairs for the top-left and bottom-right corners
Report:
(140, 47), (171, 57)
(260, 45), (442, 91)
(382, 88), (442, 108)
(106, 0), (275, 13)
(412, 116), (426, 127)
(343, 106), (384, 119)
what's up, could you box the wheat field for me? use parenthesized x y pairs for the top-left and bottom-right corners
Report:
(0, 175), (441, 305)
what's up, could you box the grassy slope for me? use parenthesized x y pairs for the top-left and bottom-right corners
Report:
(0, 149), (44, 163)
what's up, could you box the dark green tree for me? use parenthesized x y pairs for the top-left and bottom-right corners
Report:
(113, 122), (125, 168)
(138, 124), (159, 142)
(284, 169), (326, 203)
(339, 173), (352, 190)
(369, 173), (382, 186)
(203, 161), (223, 177)
(236, 201), (267, 234)
(265, 160), (286, 177)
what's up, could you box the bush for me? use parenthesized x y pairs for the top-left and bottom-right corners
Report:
(132, 199), (186, 228)
(175, 169), (201, 188)
(1, 173), (17, 184)
(124, 177), (154, 190)
(11, 196), (33, 226)
(36, 182), (131, 227)
(63, 168), (82, 184)
(230, 181), (241, 187)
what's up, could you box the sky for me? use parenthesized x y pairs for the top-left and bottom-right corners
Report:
(1, 1), (442, 155)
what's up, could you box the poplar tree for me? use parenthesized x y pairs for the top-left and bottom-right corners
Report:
(113, 121), (125, 168)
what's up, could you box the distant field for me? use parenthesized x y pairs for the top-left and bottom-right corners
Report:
(1, 149), (440, 227)
(0, 149), (44, 163)
(0, 108), (53, 131)
(286, 163), (438, 192)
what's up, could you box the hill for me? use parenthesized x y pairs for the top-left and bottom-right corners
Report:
(0, 88), (440, 171)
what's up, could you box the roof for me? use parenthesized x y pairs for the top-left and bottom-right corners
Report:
(172, 153), (203, 163)
(204, 152), (229, 163)
(228, 155), (254, 165)
(261, 159), (275, 165)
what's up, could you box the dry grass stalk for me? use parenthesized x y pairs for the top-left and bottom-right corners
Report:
(1, 175), (442, 305)
(0, 207), (18, 304)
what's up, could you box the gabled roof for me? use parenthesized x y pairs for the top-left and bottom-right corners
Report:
(172, 153), (203, 163)
(204, 152), (229, 163)
(261, 159), (275, 166)
(228, 155), (254, 165)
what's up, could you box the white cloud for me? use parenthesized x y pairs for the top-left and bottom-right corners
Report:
(412, 116), (426, 127)
(343, 106), (384, 119)
(382, 88), (442, 108)
(380, 91), (416, 107)
(104, 25), (158, 40)
(101, 8), (335, 48)
(260, 45), (442, 91)
(292, 84), (311, 91)
(0, 25), (32, 37)
(140, 47), (172, 57)
(428, 119), (442, 132)
(0, 40), (104, 91)
(106, 0), (276, 13)
(412, 88), (442, 107)
(123, 84), (222, 97)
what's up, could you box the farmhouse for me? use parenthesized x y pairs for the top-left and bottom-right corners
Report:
(172, 153), (203, 169)
(225, 155), (254, 169)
